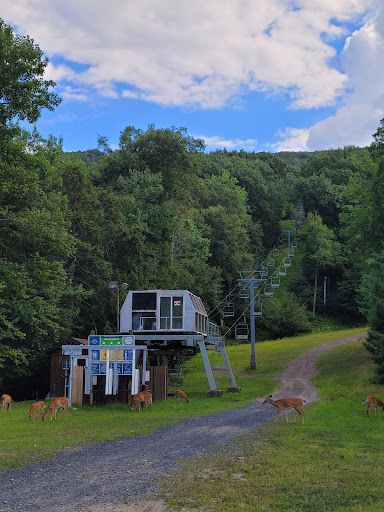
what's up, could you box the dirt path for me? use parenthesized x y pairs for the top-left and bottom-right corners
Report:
(1, 332), (366, 512)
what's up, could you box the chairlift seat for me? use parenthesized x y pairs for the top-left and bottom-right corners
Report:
(223, 302), (235, 317)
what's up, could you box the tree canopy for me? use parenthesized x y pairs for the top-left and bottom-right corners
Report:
(0, 19), (61, 128)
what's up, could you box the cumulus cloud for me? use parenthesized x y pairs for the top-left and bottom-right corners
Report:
(1, 0), (372, 110)
(2, 0), (382, 151)
(272, 128), (310, 152)
(199, 135), (259, 151)
(276, 0), (384, 151)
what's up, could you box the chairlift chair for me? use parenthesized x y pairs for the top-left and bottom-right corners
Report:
(239, 283), (249, 299)
(267, 258), (274, 267)
(271, 276), (280, 288)
(273, 248), (280, 257)
(264, 283), (274, 296)
(279, 265), (287, 276)
(223, 301), (235, 317)
(283, 257), (291, 267)
(254, 295), (263, 316)
(235, 315), (249, 340)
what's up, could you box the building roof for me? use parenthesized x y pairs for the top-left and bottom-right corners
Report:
(46, 337), (88, 354)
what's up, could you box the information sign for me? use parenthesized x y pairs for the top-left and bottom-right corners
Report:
(91, 363), (100, 375)
(88, 335), (135, 346)
(90, 361), (133, 375)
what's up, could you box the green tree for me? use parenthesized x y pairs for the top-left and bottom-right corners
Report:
(370, 117), (384, 161)
(0, 132), (84, 392)
(304, 213), (342, 316)
(0, 19), (61, 129)
(361, 252), (384, 382)
(259, 291), (310, 339)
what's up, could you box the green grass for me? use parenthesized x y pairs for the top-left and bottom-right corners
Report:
(0, 327), (366, 472)
(162, 335), (384, 512)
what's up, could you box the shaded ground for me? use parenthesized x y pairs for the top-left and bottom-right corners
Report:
(1, 332), (366, 512)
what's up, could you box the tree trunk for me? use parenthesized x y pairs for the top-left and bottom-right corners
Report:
(312, 269), (318, 316)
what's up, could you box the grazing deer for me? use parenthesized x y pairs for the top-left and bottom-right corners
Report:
(263, 395), (306, 424)
(130, 391), (152, 412)
(28, 401), (45, 420)
(174, 390), (189, 403)
(1, 394), (12, 412)
(42, 397), (69, 422)
(362, 396), (384, 417)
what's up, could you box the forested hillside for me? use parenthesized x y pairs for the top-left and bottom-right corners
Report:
(1, 18), (384, 395)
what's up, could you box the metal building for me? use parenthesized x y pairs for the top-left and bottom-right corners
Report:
(120, 289), (240, 396)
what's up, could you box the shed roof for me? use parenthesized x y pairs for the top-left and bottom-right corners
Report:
(46, 337), (88, 354)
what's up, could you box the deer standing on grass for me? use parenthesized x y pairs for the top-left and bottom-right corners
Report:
(362, 396), (384, 417)
(263, 395), (306, 424)
(174, 390), (189, 403)
(42, 397), (69, 422)
(1, 394), (12, 412)
(29, 401), (45, 420)
(130, 391), (152, 412)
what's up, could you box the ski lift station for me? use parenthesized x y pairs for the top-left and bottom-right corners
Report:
(61, 290), (240, 405)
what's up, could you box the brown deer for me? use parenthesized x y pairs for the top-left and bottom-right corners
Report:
(174, 390), (189, 403)
(1, 394), (12, 412)
(130, 391), (152, 412)
(362, 396), (384, 417)
(263, 395), (306, 424)
(28, 401), (45, 420)
(42, 397), (70, 422)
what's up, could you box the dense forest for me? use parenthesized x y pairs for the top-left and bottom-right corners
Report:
(2, 19), (384, 395)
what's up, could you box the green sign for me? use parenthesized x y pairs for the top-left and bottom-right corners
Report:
(100, 336), (123, 346)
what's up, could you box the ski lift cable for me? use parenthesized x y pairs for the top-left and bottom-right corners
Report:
(207, 238), (289, 318)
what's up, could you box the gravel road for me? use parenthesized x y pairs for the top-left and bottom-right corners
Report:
(0, 332), (366, 512)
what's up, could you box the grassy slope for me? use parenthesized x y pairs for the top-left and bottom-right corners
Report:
(0, 327), (365, 472)
(164, 338), (384, 512)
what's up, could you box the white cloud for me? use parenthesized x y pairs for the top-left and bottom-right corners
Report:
(60, 86), (88, 102)
(200, 135), (259, 151)
(273, 128), (310, 152)
(0, 0), (373, 109)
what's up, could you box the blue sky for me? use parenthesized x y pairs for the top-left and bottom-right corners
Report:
(2, 0), (383, 154)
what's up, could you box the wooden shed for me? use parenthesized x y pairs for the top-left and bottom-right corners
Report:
(47, 337), (87, 398)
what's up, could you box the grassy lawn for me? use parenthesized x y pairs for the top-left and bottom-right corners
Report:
(161, 335), (384, 512)
(0, 327), (366, 473)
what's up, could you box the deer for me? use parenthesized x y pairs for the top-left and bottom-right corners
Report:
(130, 391), (152, 412)
(1, 394), (12, 412)
(42, 397), (70, 422)
(362, 396), (384, 417)
(263, 395), (306, 424)
(28, 401), (45, 420)
(174, 390), (189, 403)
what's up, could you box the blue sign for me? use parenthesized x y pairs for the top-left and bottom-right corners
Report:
(92, 349), (100, 360)
(62, 361), (69, 370)
(89, 335), (100, 345)
(123, 350), (133, 361)
(91, 363), (100, 375)
(91, 361), (133, 375)
(122, 363), (133, 375)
